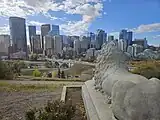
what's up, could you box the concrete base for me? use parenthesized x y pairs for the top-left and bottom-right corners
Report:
(82, 80), (113, 120)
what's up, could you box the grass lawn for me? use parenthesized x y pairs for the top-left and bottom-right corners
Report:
(21, 68), (58, 76)
(0, 81), (65, 92)
(16, 76), (83, 82)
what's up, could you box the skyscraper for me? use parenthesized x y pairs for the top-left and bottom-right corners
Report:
(0, 35), (10, 55)
(127, 31), (133, 45)
(9, 17), (27, 56)
(89, 32), (96, 48)
(96, 29), (106, 50)
(119, 29), (128, 40)
(44, 35), (54, 56)
(41, 24), (51, 49)
(31, 35), (41, 54)
(119, 29), (133, 47)
(74, 39), (81, 55)
(48, 25), (60, 36)
(54, 35), (63, 55)
(28, 26), (36, 52)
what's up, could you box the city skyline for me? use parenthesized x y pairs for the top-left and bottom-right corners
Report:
(0, 0), (160, 46)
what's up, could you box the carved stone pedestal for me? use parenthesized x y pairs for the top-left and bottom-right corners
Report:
(82, 80), (114, 120)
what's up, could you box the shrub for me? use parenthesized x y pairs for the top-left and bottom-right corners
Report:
(25, 100), (75, 120)
(0, 61), (14, 80)
(61, 71), (65, 78)
(52, 71), (57, 78)
(45, 61), (53, 68)
(30, 54), (38, 61)
(32, 69), (41, 77)
(131, 61), (160, 79)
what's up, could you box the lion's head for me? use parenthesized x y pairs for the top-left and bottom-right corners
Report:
(97, 40), (130, 69)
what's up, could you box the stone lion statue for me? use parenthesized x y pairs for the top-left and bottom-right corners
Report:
(94, 40), (160, 120)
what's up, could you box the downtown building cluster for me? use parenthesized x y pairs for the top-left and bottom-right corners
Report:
(0, 17), (159, 60)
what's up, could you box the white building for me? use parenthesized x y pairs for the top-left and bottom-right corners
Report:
(118, 39), (127, 52)
(44, 35), (54, 56)
(74, 39), (81, 55)
(134, 38), (148, 48)
(127, 45), (134, 57)
(54, 35), (63, 55)
(31, 35), (41, 54)
(132, 44), (144, 57)
(0, 35), (10, 55)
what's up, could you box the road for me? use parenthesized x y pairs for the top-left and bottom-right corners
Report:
(46, 58), (96, 66)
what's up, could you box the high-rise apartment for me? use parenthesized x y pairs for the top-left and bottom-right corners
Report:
(31, 35), (41, 54)
(0, 35), (10, 55)
(41, 24), (51, 49)
(74, 39), (81, 55)
(28, 26), (36, 52)
(9, 17), (27, 55)
(44, 35), (54, 56)
(54, 35), (63, 55)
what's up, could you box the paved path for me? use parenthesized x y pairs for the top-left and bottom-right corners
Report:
(0, 80), (84, 85)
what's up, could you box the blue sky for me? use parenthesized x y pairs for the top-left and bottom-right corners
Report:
(0, 0), (160, 45)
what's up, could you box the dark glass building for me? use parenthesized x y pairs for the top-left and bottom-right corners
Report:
(28, 26), (36, 52)
(9, 17), (27, 56)
(119, 29), (133, 47)
(48, 25), (60, 36)
(96, 29), (106, 50)
(127, 31), (133, 45)
(119, 29), (128, 40)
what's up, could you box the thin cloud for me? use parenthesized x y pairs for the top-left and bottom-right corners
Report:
(133, 23), (160, 33)
(27, 20), (46, 26)
(153, 35), (160, 39)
